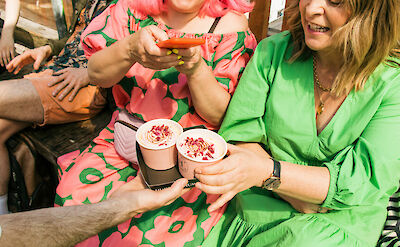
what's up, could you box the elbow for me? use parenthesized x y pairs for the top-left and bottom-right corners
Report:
(87, 57), (114, 88)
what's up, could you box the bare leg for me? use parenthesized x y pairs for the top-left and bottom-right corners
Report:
(0, 119), (30, 196)
(0, 79), (44, 123)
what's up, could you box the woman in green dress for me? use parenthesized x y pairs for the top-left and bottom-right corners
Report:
(194, 0), (400, 246)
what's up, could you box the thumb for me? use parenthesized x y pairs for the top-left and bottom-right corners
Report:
(33, 56), (43, 70)
(226, 143), (240, 155)
(147, 25), (169, 42)
(156, 178), (187, 203)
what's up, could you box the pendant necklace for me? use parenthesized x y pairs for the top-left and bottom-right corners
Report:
(313, 56), (332, 117)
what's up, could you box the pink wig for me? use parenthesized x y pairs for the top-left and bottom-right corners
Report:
(130, 0), (254, 17)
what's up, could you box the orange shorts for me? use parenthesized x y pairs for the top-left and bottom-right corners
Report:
(25, 69), (107, 126)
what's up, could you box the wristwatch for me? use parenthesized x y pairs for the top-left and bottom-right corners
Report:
(261, 159), (281, 190)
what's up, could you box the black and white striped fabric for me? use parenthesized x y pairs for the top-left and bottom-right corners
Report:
(377, 185), (400, 247)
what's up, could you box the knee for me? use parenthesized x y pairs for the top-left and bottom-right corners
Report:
(0, 120), (22, 144)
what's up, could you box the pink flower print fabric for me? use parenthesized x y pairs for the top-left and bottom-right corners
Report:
(81, 0), (257, 130)
(55, 0), (257, 246)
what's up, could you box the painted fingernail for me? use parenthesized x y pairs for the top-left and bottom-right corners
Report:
(172, 49), (179, 54)
(167, 50), (172, 55)
(178, 61), (184, 65)
(177, 55), (182, 60)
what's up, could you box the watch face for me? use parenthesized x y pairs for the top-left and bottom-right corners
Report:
(263, 177), (281, 190)
(269, 179), (281, 190)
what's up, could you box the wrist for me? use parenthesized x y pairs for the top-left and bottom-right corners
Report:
(42, 45), (53, 58)
(0, 27), (14, 37)
(186, 59), (206, 78)
(257, 158), (274, 187)
(106, 198), (138, 225)
(126, 35), (138, 64)
(259, 159), (282, 191)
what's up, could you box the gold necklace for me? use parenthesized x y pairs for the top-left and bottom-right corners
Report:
(315, 84), (325, 116)
(313, 56), (332, 93)
(313, 56), (331, 116)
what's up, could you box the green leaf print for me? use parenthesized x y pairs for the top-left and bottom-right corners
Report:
(169, 221), (185, 233)
(54, 193), (73, 206)
(79, 168), (104, 184)
(65, 161), (75, 173)
(117, 166), (137, 182)
(215, 77), (232, 90)
(100, 181), (114, 201)
(171, 97), (190, 122)
(82, 197), (92, 205)
(152, 68), (180, 86)
(82, 15), (117, 49)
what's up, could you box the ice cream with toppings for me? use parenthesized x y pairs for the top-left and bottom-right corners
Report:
(137, 120), (183, 150)
(180, 136), (217, 161)
(177, 129), (227, 179)
(136, 119), (183, 170)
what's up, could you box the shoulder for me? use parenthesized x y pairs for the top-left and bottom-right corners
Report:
(214, 11), (249, 34)
(253, 31), (292, 59)
(258, 31), (292, 50)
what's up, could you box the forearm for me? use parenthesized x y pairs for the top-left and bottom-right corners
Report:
(2, 0), (20, 37)
(4, 0), (20, 29)
(0, 201), (134, 247)
(239, 143), (330, 204)
(46, 37), (68, 57)
(186, 61), (231, 126)
(88, 36), (135, 87)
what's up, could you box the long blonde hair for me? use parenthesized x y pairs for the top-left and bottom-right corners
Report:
(286, 0), (400, 96)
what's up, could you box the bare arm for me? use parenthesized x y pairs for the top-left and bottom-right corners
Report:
(0, 0), (20, 66)
(176, 12), (250, 126)
(195, 143), (330, 212)
(3, 0), (19, 31)
(180, 57), (231, 126)
(0, 200), (128, 247)
(0, 176), (187, 247)
(88, 26), (180, 88)
(238, 143), (330, 204)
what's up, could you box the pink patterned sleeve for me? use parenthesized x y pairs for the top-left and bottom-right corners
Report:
(210, 31), (257, 95)
(81, 0), (133, 59)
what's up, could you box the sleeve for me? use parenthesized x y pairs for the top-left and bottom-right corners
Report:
(376, 185), (400, 247)
(210, 31), (257, 95)
(46, 37), (69, 57)
(322, 72), (400, 209)
(80, 0), (132, 59)
(218, 38), (273, 143)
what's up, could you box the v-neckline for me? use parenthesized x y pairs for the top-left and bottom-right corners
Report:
(308, 58), (353, 138)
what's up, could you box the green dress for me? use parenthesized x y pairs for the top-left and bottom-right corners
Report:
(203, 31), (400, 247)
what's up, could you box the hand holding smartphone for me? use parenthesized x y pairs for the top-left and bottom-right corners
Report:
(157, 38), (205, 49)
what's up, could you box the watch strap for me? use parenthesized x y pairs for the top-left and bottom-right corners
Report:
(272, 159), (281, 178)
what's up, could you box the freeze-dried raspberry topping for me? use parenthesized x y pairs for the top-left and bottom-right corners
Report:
(180, 137), (216, 160)
(145, 124), (173, 146)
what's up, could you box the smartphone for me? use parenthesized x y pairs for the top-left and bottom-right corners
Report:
(157, 38), (205, 49)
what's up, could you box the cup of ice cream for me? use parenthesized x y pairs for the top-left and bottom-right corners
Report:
(176, 129), (227, 179)
(136, 119), (183, 170)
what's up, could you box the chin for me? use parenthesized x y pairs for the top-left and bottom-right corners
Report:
(304, 38), (330, 52)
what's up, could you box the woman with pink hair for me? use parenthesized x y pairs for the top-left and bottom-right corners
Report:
(55, 0), (257, 246)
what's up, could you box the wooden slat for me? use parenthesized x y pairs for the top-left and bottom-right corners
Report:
(22, 108), (113, 166)
(248, 0), (272, 42)
(0, 0), (73, 39)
